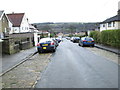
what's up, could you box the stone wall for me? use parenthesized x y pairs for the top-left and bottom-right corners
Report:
(2, 38), (14, 54)
(2, 33), (34, 54)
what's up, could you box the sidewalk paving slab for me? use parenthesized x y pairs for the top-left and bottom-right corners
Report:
(95, 44), (120, 54)
(1, 47), (37, 75)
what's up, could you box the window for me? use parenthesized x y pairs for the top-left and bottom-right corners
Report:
(3, 17), (5, 22)
(103, 24), (105, 27)
(108, 22), (112, 27)
(113, 22), (115, 27)
(14, 29), (17, 31)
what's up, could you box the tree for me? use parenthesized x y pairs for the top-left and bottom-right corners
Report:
(69, 25), (76, 34)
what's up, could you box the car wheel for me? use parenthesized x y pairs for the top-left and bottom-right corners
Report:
(38, 50), (41, 54)
(81, 44), (84, 47)
(92, 44), (94, 47)
(52, 49), (56, 52)
(78, 43), (80, 46)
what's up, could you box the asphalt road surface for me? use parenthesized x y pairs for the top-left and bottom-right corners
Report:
(35, 39), (119, 88)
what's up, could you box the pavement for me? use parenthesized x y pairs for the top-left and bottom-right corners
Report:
(2, 53), (51, 88)
(95, 44), (120, 55)
(0, 47), (37, 76)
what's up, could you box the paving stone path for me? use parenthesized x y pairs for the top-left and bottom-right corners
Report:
(2, 53), (51, 88)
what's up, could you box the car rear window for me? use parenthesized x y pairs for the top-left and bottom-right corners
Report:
(75, 37), (80, 39)
(85, 38), (93, 41)
(39, 38), (52, 43)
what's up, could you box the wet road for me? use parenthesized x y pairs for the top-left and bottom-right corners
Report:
(35, 39), (118, 88)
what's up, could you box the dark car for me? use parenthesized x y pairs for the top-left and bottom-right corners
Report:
(52, 38), (59, 47)
(73, 37), (80, 43)
(79, 37), (95, 47)
(56, 38), (61, 43)
(70, 37), (75, 42)
(37, 38), (56, 53)
(66, 37), (71, 40)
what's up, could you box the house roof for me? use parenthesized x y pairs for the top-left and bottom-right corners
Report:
(7, 13), (25, 27)
(29, 24), (37, 30)
(101, 14), (120, 23)
(0, 10), (4, 20)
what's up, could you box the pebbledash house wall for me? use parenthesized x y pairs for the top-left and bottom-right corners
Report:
(20, 15), (30, 33)
(117, 21), (120, 29)
(100, 9), (120, 31)
(100, 21), (120, 31)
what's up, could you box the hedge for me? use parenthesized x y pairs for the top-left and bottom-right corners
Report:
(89, 31), (101, 43)
(89, 29), (120, 48)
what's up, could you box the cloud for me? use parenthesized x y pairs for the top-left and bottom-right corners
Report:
(0, 0), (119, 23)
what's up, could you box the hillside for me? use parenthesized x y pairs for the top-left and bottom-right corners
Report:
(33, 22), (99, 34)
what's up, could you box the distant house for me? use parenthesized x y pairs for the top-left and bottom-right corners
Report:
(100, 9), (120, 31)
(0, 10), (9, 39)
(29, 24), (39, 33)
(7, 13), (30, 34)
(57, 32), (64, 37)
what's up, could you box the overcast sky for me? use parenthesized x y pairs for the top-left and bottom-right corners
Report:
(0, 0), (119, 23)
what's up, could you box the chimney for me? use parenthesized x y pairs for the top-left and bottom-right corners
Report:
(12, 12), (14, 14)
(118, 9), (120, 15)
(118, 1), (120, 15)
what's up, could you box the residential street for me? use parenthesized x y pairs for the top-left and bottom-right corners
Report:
(35, 39), (118, 88)
(1, 1), (120, 89)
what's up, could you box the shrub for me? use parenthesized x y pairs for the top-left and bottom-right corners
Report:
(89, 31), (101, 43)
(101, 29), (120, 48)
(89, 29), (120, 48)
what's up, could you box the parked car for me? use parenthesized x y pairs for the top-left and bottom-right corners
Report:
(70, 37), (75, 42)
(66, 37), (71, 40)
(72, 37), (80, 43)
(52, 38), (59, 47)
(79, 37), (95, 47)
(37, 38), (56, 53)
(56, 38), (61, 43)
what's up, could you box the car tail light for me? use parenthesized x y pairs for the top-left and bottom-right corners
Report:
(51, 42), (54, 45)
(83, 40), (87, 42)
(37, 43), (40, 46)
